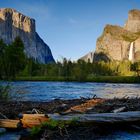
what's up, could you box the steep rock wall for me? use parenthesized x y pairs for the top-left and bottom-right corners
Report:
(0, 8), (55, 63)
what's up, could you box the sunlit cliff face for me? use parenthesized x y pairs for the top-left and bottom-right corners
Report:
(82, 9), (140, 63)
(0, 8), (55, 64)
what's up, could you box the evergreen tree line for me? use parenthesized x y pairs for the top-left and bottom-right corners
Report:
(30, 58), (140, 81)
(0, 37), (35, 79)
(0, 37), (140, 81)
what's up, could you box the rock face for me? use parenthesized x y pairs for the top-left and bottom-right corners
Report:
(95, 25), (137, 61)
(94, 9), (140, 62)
(80, 52), (94, 63)
(124, 9), (140, 32)
(0, 8), (55, 63)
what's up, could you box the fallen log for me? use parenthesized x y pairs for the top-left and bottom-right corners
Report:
(0, 119), (19, 128)
(64, 98), (104, 114)
(49, 111), (140, 124)
(112, 106), (126, 113)
(19, 114), (48, 120)
(0, 114), (49, 129)
(1, 111), (140, 129)
(20, 114), (49, 128)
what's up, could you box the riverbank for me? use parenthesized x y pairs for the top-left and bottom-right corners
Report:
(1, 97), (140, 140)
(15, 76), (140, 83)
(0, 97), (140, 119)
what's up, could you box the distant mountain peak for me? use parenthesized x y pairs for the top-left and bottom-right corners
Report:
(0, 8), (55, 63)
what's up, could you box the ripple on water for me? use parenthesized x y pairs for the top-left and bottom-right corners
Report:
(4, 81), (140, 102)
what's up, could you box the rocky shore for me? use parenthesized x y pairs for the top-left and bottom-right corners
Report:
(0, 97), (140, 140)
(0, 97), (140, 119)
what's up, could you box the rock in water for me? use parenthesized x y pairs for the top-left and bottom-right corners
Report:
(0, 8), (55, 64)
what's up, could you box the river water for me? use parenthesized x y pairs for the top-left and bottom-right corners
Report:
(1, 81), (140, 139)
(8, 81), (140, 101)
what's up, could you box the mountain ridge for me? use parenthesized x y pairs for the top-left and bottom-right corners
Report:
(0, 8), (55, 64)
(80, 9), (140, 62)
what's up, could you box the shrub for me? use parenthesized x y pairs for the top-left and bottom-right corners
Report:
(0, 85), (10, 101)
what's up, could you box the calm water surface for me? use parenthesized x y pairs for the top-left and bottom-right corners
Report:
(8, 81), (140, 101)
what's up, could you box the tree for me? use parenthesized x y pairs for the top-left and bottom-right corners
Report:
(5, 37), (26, 79)
(72, 60), (88, 81)
(131, 62), (140, 76)
(0, 39), (7, 79)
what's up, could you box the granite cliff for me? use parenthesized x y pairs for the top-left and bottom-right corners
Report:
(80, 52), (94, 63)
(81, 9), (140, 62)
(0, 8), (55, 63)
(94, 9), (140, 62)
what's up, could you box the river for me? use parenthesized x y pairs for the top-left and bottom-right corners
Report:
(1, 81), (140, 139)
(8, 81), (140, 101)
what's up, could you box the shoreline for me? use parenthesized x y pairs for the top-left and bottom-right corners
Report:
(7, 76), (140, 83)
(1, 97), (140, 139)
(0, 97), (140, 119)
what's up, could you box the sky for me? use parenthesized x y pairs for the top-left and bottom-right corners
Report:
(0, 0), (140, 61)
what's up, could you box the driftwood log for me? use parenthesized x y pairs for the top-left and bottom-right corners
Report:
(49, 111), (140, 124)
(64, 98), (104, 114)
(0, 119), (19, 128)
(0, 114), (49, 128)
(20, 114), (49, 128)
(1, 111), (140, 128)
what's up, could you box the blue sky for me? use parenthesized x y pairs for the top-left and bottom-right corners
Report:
(1, 0), (140, 61)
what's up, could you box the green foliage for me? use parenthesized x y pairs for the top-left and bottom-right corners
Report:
(42, 119), (60, 129)
(0, 85), (10, 101)
(31, 118), (79, 136)
(42, 118), (79, 129)
(5, 37), (26, 78)
(0, 40), (7, 79)
(20, 58), (40, 77)
(72, 60), (88, 81)
(0, 37), (26, 79)
(117, 61), (132, 76)
(0, 37), (139, 81)
(31, 126), (42, 136)
(131, 61), (140, 76)
(88, 76), (140, 83)
(17, 58), (140, 82)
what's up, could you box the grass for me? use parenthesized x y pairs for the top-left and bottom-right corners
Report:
(31, 118), (79, 136)
(87, 76), (140, 83)
(16, 76), (72, 82)
(15, 76), (140, 83)
(0, 85), (10, 101)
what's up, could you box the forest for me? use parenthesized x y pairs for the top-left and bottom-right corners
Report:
(0, 38), (140, 82)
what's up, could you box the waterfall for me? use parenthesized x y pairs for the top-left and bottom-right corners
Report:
(128, 42), (134, 61)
